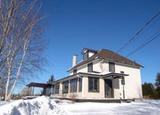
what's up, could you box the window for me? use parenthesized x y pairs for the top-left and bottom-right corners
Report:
(120, 71), (124, 74)
(73, 69), (77, 74)
(43, 88), (50, 95)
(121, 77), (125, 85)
(83, 52), (88, 60)
(55, 84), (59, 94)
(88, 63), (93, 72)
(88, 77), (99, 92)
(70, 78), (78, 92)
(79, 77), (82, 92)
(109, 62), (115, 72)
(62, 81), (69, 93)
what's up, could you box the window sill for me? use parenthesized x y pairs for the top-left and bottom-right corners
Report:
(62, 92), (68, 94)
(88, 91), (99, 93)
(88, 71), (100, 73)
(70, 91), (77, 93)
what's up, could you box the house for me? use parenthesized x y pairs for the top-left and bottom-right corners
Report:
(49, 48), (143, 100)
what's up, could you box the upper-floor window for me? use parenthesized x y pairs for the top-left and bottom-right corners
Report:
(83, 52), (88, 60)
(109, 62), (115, 72)
(73, 69), (77, 74)
(88, 77), (99, 92)
(120, 71), (124, 74)
(88, 63), (93, 72)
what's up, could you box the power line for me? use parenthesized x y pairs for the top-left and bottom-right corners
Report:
(126, 31), (160, 57)
(117, 11), (160, 53)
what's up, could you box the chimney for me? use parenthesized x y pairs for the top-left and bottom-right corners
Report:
(72, 55), (77, 67)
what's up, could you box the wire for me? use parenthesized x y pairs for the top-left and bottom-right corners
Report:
(126, 31), (160, 57)
(117, 11), (160, 53)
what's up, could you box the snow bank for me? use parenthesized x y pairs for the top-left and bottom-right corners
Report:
(0, 101), (6, 106)
(0, 96), (68, 115)
(0, 97), (160, 115)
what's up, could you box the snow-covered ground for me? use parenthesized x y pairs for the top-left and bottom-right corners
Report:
(0, 96), (160, 115)
(61, 100), (160, 115)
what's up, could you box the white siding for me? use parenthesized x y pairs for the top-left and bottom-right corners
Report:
(115, 64), (142, 99)
(70, 60), (109, 75)
(88, 52), (95, 58)
(92, 60), (102, 73)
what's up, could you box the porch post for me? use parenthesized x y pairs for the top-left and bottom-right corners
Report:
(82, 76), (88, 97)
(32, 87), (34, 96)
(100, 78), (105, 98)
(68, 80), (71, 93)
(28, 86), (32, 96)
(53, 85), (55, 95)
(77, 78), (79, 92)
(51, 85), (54, 95)
(59, 82), (63, 96)
(121, 76), (125, 99)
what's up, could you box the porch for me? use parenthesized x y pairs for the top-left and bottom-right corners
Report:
(50, 72), (128, 99)
(25, 72), (128, 100)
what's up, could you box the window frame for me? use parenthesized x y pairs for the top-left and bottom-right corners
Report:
(88, 77), (99, 92)
(109, 62), (115, 73)
(73, 69), (77, 74)
(55, 84), (59, 94)
(83, 52), (88, 60)
(62, 81), (69, 94)
(88, 63), (93, 72)
(70, 78), (78, 93)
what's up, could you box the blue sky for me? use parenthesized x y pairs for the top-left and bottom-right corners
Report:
(33, 0), (160, 84)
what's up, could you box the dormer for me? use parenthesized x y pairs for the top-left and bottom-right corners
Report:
(82, 48), (97, 60)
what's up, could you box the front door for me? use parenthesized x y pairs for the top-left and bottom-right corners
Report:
(105, 79), (113, 98)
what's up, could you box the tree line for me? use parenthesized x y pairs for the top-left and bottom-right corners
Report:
(142, 73), (160, 99)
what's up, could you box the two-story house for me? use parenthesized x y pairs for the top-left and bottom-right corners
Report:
(51, 48), (143, 100)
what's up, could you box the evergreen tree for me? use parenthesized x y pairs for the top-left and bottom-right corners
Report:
(50, 75), (55, 82)
(155, 73), (160, 98)
(142, 83), (155, 98)
(47, 75), (55, 84)
(155, 73), (160, 88)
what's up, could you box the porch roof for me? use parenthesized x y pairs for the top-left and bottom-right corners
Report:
(26, 82), (52, 88)
(56, 72), (129, 82)
(26, 72), (129, 88)
(55, 72), (104, 82)
(103, 72), (129, 79)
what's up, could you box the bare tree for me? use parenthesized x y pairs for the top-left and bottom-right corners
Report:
(0, 0), (45, 100)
